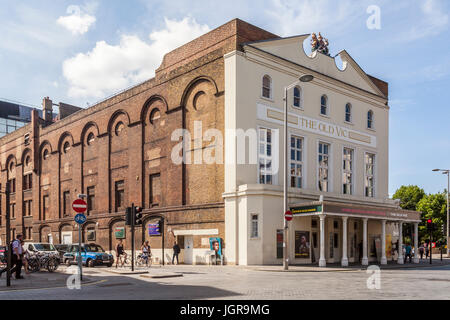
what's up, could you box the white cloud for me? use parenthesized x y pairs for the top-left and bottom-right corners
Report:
(57, 4), (97, 35)
(266, 0), (364, 36)
(62, 17), (210, 99)
(404, 0), (448, 41)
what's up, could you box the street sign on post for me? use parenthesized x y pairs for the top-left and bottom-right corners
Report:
(72, 199), (87, 213)
(285, 210), (293, 222)
(73, 199), (87, 281)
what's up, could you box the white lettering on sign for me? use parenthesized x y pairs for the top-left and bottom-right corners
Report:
(257, 103), (377, 148)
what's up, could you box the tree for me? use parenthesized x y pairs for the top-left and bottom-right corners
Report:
(393, 185), (426, 241)
(417, 192), (447, 241)
(393, 185), (425, 211)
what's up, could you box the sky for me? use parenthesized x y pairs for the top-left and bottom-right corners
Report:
(0, 0), (449, 196)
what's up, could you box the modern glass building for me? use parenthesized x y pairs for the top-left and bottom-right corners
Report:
(0, 100), (43, 137)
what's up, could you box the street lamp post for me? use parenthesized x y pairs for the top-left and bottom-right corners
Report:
(283, 74), (314, 271)
(432, 169), (449, 257)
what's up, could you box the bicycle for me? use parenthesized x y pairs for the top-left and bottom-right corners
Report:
(27, 252), (59, 273)
(136, 252), (152, 267)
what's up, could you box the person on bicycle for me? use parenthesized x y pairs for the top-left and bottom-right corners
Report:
(115, 239), (127, 268)
(141, 241), (151, 267)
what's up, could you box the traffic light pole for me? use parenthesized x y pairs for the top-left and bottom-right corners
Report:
(5, 181), (11, 287)
(430, 230), (432, 265)
(161, 218), (165, 266)
(131, 203), (135, 272)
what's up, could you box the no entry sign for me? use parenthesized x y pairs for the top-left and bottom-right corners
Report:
(285, 210), (293, 221)
(72, 198), (87, 213)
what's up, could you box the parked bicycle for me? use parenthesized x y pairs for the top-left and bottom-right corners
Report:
(26, 251), (59, 273)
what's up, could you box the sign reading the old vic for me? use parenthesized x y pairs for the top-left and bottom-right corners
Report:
(257, 104), (377, 148)
(291, 205), (322, 215)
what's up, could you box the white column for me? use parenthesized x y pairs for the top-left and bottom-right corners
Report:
(381, 220), (387, 265)
(341, 217), (348, 267)
(319, 214), (326, 267)
(397, 221), (404, 264)
(362, 218), (368, 266)
(414, 223), (419, 263)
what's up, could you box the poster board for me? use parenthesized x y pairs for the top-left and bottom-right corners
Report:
(295, 231), (310, 259)
(114, 226), (125, 239)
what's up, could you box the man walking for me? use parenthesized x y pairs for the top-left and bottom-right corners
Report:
(10, 234), (24, 279)
(172, 241), (180, 265)
(405, 243), (412, 263)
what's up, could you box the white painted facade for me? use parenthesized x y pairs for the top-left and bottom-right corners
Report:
(223, 35), (420, 266)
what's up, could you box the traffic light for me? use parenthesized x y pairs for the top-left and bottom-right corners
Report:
(125, 207), (133, 226)
(427, 219), (433, 231)
(134, 206), (143, 226)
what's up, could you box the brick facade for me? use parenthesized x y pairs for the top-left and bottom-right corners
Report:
(0, 19), (278, 262)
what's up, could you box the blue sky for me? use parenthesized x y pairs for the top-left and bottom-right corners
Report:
(0, 0), (449, 195)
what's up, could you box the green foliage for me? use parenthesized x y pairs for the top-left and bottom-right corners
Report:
(393, 185), (425, 211)
(417, 192), (447, 240)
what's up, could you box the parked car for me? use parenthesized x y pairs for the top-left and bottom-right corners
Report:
(54, 244), (70, 262)
(24, 242), (60, 263)
(63, 243), (114, 267)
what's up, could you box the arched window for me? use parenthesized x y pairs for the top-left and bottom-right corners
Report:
(150, 109), (161, 124)
(9, 161), (15, 172)
(115, 122), (125, 136)
(293, 86), (302, 108)
(25, 156), (31, 166)
(63, 142), (70, 153)
(367, 110), (374, 129)
(321, 95), (328, 115)
(87, 133), (95, 145)
(262, 75), (272, 99)
(43, 149), (49, 160)
(345, 103), (352, 122)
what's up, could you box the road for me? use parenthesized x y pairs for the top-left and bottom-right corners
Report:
(1, 264), (450, 300)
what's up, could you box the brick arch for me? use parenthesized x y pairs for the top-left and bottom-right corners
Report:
(39, 140), (53, 156)
(80, 121), (100, 144)
(58, 132), (75, 153)
(107, 109), (131, 134)
(39, 224), (52, 242)
(179, 75), (219, 107)
(141, 214), (164, 242)
(140, 95), (168, 122)
(108, 217), (126, 251)
(21, 148), (32, 165)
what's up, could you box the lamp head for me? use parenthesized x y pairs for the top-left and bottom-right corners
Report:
(432, 169), (440, 172)
(299, 74), (314, 82)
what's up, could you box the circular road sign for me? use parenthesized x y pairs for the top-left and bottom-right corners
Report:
(74, 213), (87, 225)
(285, 210), (293, 221)
(72, 199), (87, 213)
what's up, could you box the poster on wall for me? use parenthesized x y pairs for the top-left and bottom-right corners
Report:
(276, 230), (283, 259)
(209, 237), (222, 256)
(148, 223), (161, 236)
(374, 237), (382, 262)
(295, 231), (310, 258)
(386, 234), (392, 260)
(329, 233), (334, 259)
(114, 227), (125, 239)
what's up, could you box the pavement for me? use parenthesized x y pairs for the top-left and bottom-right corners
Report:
(0, 257), (449, 299)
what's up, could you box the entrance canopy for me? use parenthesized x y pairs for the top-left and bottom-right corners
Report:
(290, 200), (421, 223)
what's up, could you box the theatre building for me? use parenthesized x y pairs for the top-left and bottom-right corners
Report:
(0, 19), (420, 266)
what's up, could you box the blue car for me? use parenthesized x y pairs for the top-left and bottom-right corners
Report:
(63, 243), (114, 267)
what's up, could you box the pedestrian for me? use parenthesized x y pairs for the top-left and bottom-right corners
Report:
(115, 239), (127, 268)
(141, 241), (151, 267)
(419, 243), (424, 260)
(425, 243), (430, 259)
(20, 239), (29, 274)
(404, 243), (412, 263)
(10, 234), (24, 279)
(172, 241), (180, 265)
